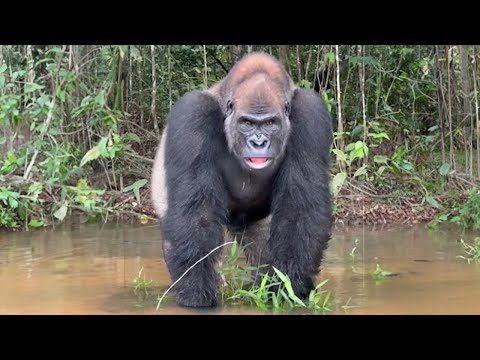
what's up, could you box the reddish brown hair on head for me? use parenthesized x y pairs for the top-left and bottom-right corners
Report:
(210, 52), (296, 115)
(226, 52), (294, 91)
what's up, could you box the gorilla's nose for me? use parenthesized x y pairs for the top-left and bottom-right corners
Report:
(249, 135), (270, 149)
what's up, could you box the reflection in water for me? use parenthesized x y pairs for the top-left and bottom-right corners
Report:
(0, 220), (479, 314)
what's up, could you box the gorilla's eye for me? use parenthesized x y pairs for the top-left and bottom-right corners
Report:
(265, 120), (274, 126)
(243, 120), (253, 127)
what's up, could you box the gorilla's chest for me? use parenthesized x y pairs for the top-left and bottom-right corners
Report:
(226, 173), (272, 208)
(221, 162), (275, 226)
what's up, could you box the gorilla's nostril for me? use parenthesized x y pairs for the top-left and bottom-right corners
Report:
(250, 139), (268, 149)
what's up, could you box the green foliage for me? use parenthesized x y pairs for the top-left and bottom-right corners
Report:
(0, 186), (20, 228)
(432, 188), (480, 230)
(122, 179), (147, 204)
(0, 44), (477, 232)
(80, 132), (140, 167)
(1, 151), (20, 175)
(331, 171), (347, 196)
(66, 179), (105, 222)
(218, 243), (332, 313)
(457, 188), (480, 230)
(439, 163), (450, 176)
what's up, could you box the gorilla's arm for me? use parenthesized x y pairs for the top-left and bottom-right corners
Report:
(161, 92), (228, 307)
(269, 89), (333, 297)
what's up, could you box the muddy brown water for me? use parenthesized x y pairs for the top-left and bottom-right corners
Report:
(1, 219), (479, 315)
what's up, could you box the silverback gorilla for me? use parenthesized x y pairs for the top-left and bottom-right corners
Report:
(151, 52), (333, 307)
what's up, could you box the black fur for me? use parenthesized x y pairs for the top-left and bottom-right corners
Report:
(159, 88), (332, 307)
(161, 92), (229, 307)
(269, 88), (333, 297)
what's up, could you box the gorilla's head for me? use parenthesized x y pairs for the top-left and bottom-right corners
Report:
(219, 53), (295, 172)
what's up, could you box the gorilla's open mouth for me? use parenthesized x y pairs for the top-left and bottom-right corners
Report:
(245, 157), (272, 169)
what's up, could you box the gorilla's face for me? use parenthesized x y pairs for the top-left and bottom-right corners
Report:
(224, 73), (292, 172)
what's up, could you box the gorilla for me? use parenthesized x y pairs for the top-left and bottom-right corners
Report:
(151, 52), (333, 308)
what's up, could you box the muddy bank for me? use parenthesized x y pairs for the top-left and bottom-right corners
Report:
(0, 174), (444, 232)
(334, 195), (440, 226)
(129, 184), (442, 226)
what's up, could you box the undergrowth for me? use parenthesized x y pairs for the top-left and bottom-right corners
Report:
(135, 241), (332, 314)
(217, 242), (332, 313)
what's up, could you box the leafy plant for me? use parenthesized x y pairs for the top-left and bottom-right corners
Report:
(432, 188), (480, 230)
(458, 188), (480, 230)
(219, 243), (332, 313)
(122, 179), (147, 204)
(370, 263), (395, 285)
(65, 179), (105, 222)
(0, 186), (21, 228)
(458, 237), (480, 263)
(132, 267), (156, 308)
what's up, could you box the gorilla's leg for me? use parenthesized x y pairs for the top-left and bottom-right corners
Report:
(160, 92), (228, 308)
(233, 216), (273, 273)
(269, 89), (333, 298)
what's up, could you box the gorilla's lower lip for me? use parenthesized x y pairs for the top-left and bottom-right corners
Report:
(245, 157), (272, 169)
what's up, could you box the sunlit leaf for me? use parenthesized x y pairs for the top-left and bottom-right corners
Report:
(28, 219), (44, 228)
(80, 145), (101, 167)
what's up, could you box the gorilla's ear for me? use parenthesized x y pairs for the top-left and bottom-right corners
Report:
(284, 100), (291, 117)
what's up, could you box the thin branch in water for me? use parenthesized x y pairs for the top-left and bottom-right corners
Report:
(156, 241), (236, 310)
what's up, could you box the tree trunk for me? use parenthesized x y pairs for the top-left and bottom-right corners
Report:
(473, 46), (480, 177)
(138, 55), (144, 128)
(446, 45), (456, 171)
(278, 45), (290, 75)
(151, 45), (159, 136)
(460, 45), (472, 175)
(358, 45), (367, 166)
(335, 45), (344, 152)
(26, 45), (34, 84)
(230, 45), (244, 64)
(296, 45), (305, 82)
(434, 45), (446, 164)
(203, 45), (208, 89)
(304, 46), (313, 83)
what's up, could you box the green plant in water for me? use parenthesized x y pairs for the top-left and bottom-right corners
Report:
(132, 267), (154, 302)
(224, 267), (331, 313)
(217, 241), (259, 301)
(219, 242), (332, 313)
(370, 263), (394, 285)
(156, 241), (332, 313)
(458, 237), (480, 263)
(350, 238), (360, 262)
